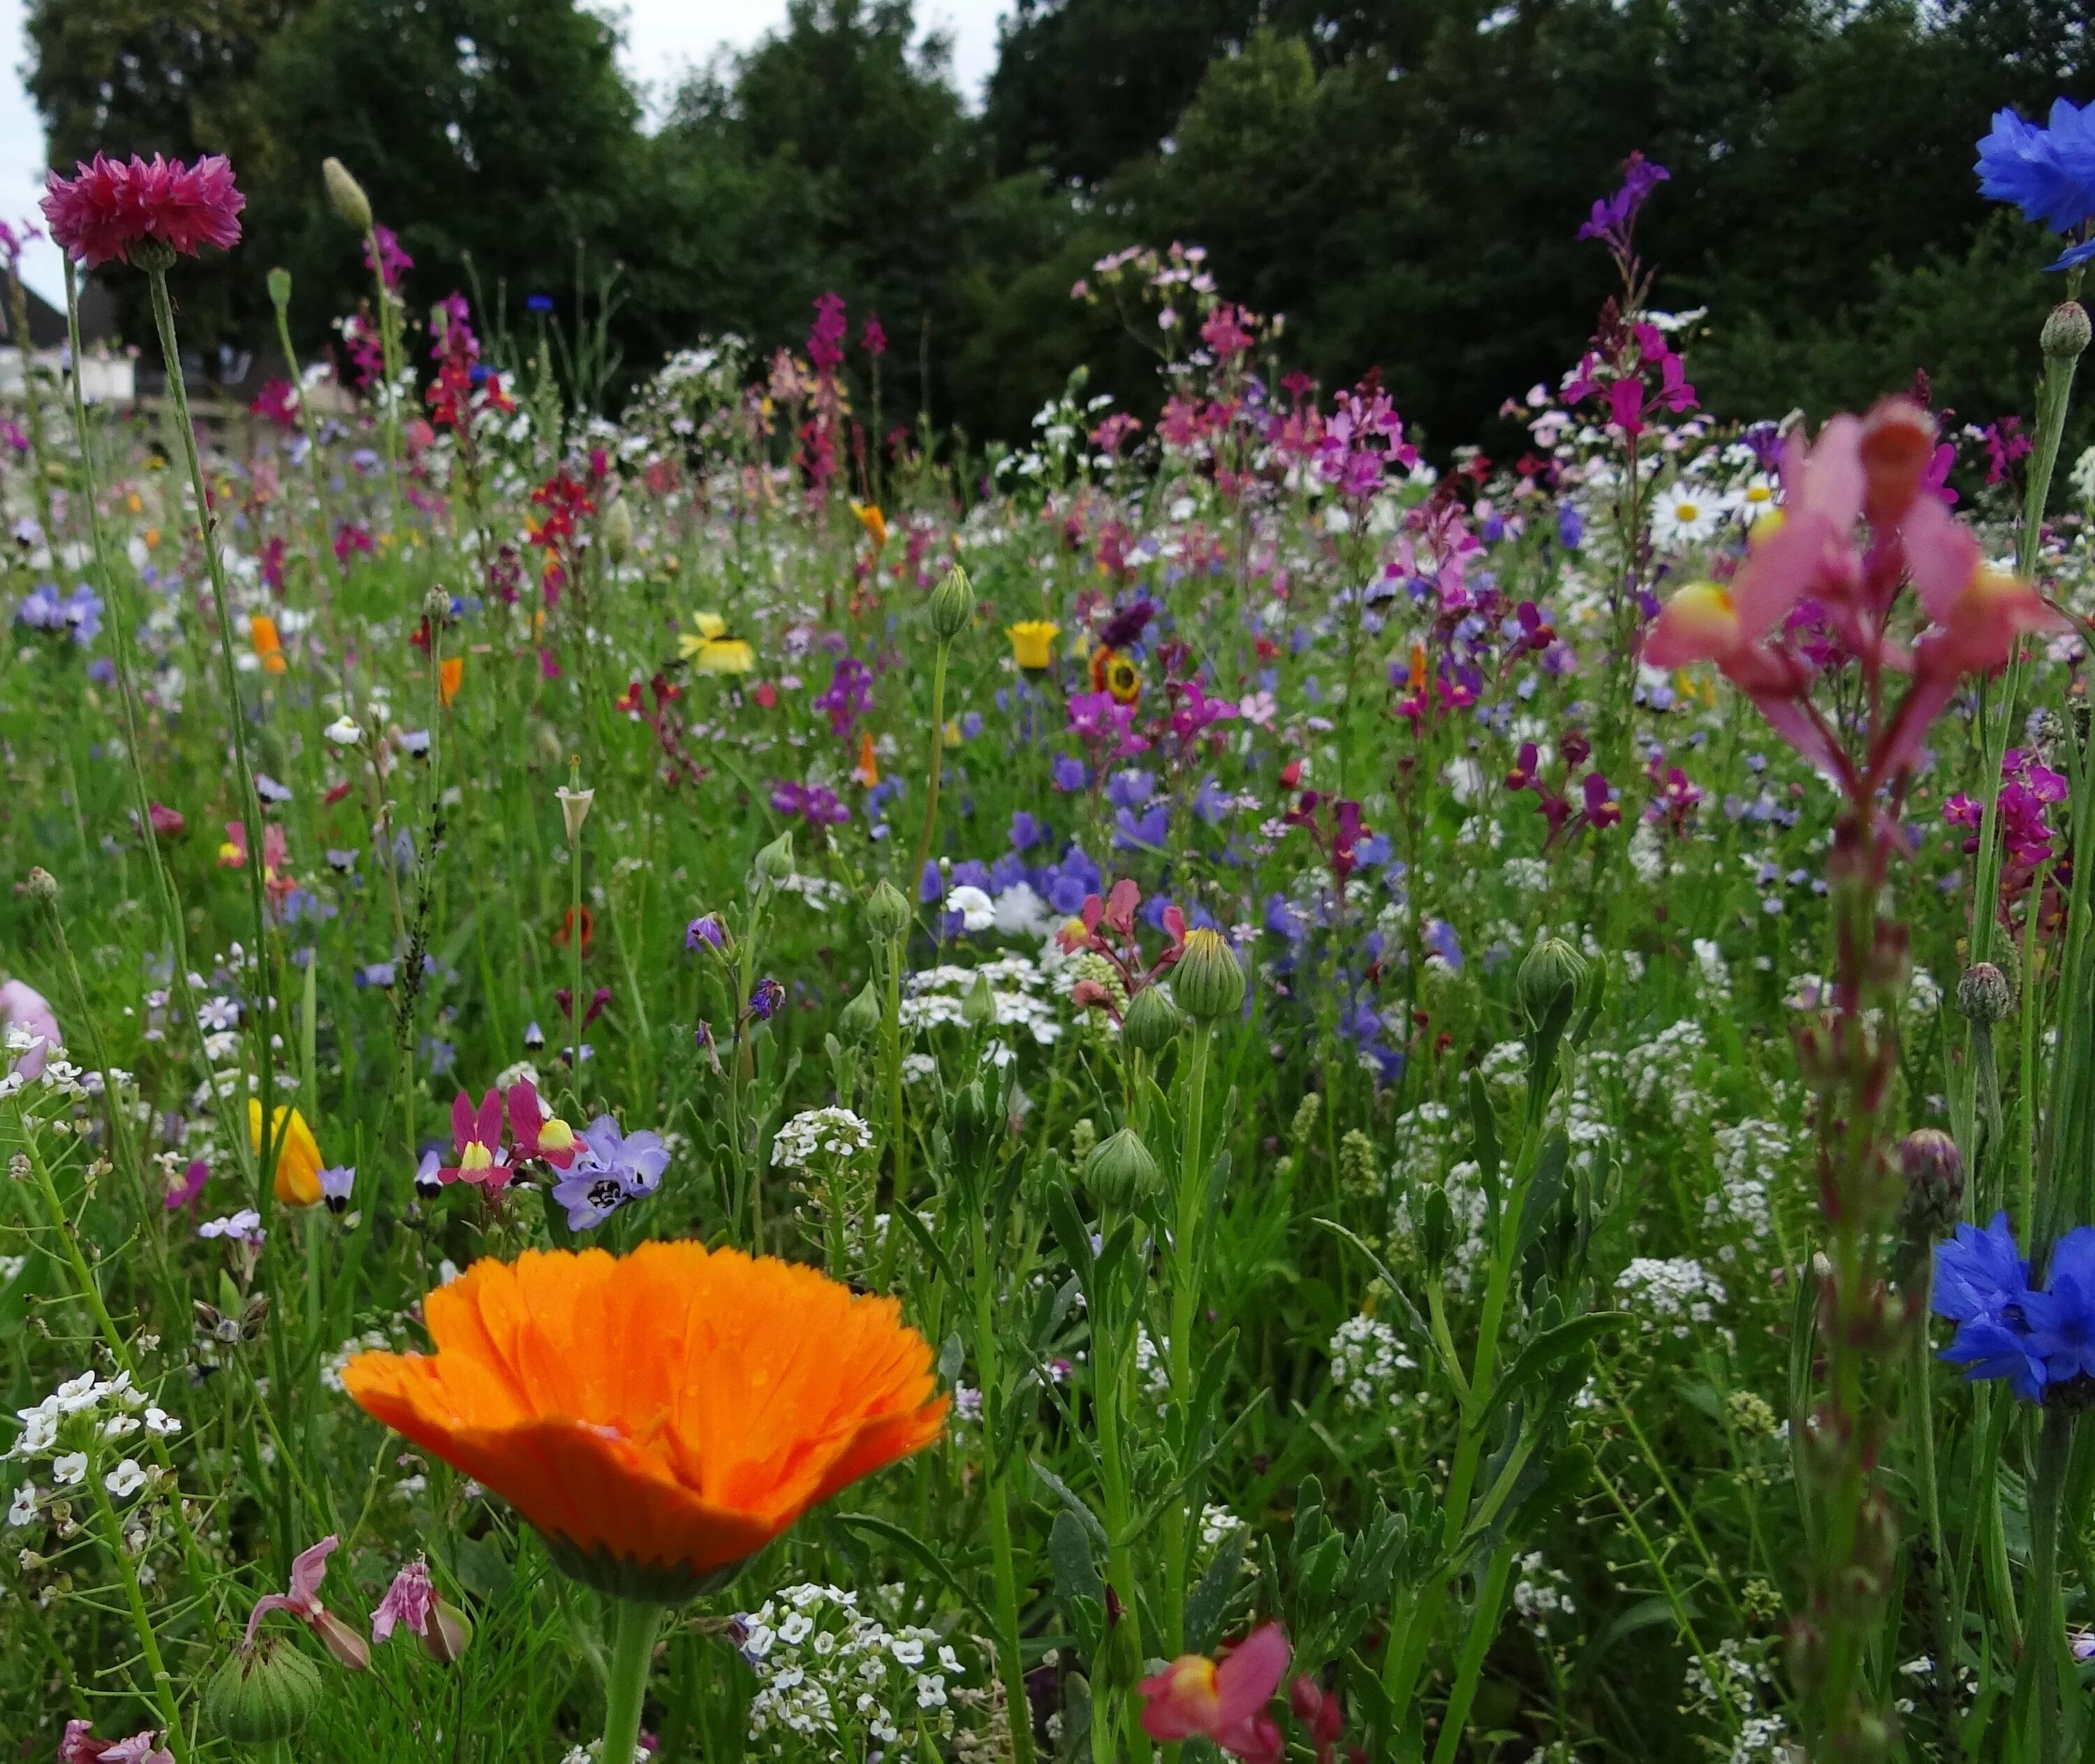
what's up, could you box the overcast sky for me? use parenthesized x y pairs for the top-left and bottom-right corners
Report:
(0, 0), (1010, 310)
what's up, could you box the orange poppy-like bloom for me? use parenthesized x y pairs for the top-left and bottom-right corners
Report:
(342, 1242), (947, 1598)
(853, 730), (879, 788)
(849, 501), (888, 549)
(250, 613), (286, 675)
(439, 655), (464, 707)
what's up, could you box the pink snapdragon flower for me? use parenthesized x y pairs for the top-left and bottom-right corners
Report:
(243, 1534), (371, 1670)
(1138, 1622), (1291, 1762)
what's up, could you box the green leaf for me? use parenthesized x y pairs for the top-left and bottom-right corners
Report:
(832, 1511), (990, 1622)
(1185, 1531), (1247, 1653)
(890, 1198), (964, 1295)
(1048, 1508), (1103, 1609)
(1512, 1131), (1571, 1264)
(1489, 1311), (1624, 1421)
(1031, 1460), (1109, 1550)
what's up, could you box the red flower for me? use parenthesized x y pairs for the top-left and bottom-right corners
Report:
(1138, 1624), (1290, 1762)
(41, 153), (244, 269)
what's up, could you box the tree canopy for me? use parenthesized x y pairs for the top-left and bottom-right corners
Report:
(25, 0), (2095, 444)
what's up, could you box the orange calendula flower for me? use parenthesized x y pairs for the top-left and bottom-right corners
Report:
(853, 730), (879, 788)
(343, 1242), (947, 1599)
(251, 614), (286, 675)
(1006, 620), (1059, 671)
(439, 656), (464, 707)
(248, 1098), (324, 1207)
(849, 501), (888, 549)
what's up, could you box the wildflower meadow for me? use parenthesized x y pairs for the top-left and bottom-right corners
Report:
(10, 91), (2095, 1764)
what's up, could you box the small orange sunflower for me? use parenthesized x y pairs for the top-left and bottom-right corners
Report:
(342, 1242), (947, 1598)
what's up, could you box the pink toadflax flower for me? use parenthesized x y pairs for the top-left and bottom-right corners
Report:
(41, 153), (243, 269)
(1138, 1622), (1291, 1763)
(439, 1088), (511, 1189)
(243, 1534), (370, 1670)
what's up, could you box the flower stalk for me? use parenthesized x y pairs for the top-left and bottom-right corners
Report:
(599, 1597), (665, 1764)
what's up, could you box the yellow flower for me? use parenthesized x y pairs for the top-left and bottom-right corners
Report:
(849, 502), (888, 548)
(1006, 621), (1059, 671)
(678, 612), (755, 676)
(248, 1099), (324, 1208)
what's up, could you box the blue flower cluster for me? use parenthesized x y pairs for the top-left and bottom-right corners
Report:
(1934, 1212), (2095, 1400)
(1976, 98), (2095, 270)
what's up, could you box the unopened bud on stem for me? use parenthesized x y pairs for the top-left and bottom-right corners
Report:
(2042, 300), (2091, 362)
(321, 157), (373, 233)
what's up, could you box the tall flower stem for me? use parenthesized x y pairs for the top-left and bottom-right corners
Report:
(87, 1457), (193, 1764)
(143, 263), (282, 1217)
(973, 1191), (1038, 1764)
(1962, 290), (2085, 1125)
(910, 639), (951, 881)
(1161, 1020), (1212, 1659)
(57, 260), (242, 1174)
(2017, 1407), (2074, 1762)
(600, 1598), (665, 1764)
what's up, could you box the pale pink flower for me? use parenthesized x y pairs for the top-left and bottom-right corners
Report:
(0, 978), (61, 1080)
(244, 1534), (371, 1670)
(1138, 1622), (1291, 1763)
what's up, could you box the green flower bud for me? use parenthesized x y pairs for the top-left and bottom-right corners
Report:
(1171, 928), (1244, 1024)
(1518, 935), (1589, 1022)
(267, 267), (293, 311)
(962, 971), (997, 1029)
(1957, 962), (2011, 1026)
(2042, 300), (2091, 362)
(839, 978), (882, 1044)
(752, 829), (796, 887)
(1120, 983), (1180, 1056)
(24, 867), (58, 906)
(601, 496), (634, 565)
(949, 1075), (999, 1163)
(1082, 1126), (1160, 1212)
(865, 879), (911, 941)
(928, 564), (973, 643)
(321, 156), (374, 233)
(206, 1638), (323, 1742)
(421, 1598), (473, 1665)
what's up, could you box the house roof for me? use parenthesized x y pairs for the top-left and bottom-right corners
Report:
(0, 277), (121, 351)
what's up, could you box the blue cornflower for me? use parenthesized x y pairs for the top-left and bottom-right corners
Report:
(1932, 1210), (2029, 1324)
(1105, 767), (1155, 811)
(1976, 98), (2095, 270)
(2023, 1228), (2095, 1383)
(526, 293), (556, 314)
(1934, 1211), (2073, 1400)
(1050, 754), (1089, 793)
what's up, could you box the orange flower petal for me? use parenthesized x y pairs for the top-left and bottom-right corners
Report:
(342, 1243), (946, 1580)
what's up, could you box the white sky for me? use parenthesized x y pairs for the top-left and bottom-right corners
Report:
(0, 0), (1010, 309)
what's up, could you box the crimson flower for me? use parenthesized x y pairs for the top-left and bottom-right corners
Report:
(41, 153), (243, 268)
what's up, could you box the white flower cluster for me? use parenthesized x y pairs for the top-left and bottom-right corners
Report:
(1622, 1020), (1710, 1114)
(1510, 1551), (1578, 1637)
(1199, 1504), (1247, 1552)
(1707, 1117), (1787, 1262)
(1327, 1312), (1420, 1416)
(8, 1370), (180, 1522)
(1133, 1327), (1173, 1411)
(772, 1108), (875, 1172)
(1615, 1257), (1728, 1336)
(735, 1582), (966, 1754)
(1385, 1101), (1492, 1293)
(1681, 1638), (1787, 1762)
(902, 957), (1064, 1045)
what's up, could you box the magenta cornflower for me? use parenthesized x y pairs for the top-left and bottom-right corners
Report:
(41, 153), (244, 268)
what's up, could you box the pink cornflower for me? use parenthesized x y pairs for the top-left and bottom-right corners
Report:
(41, 153), (243, 268)
(1138, 1622), (1291, 1763)
(372, 1556), (473, 1661)
(243, 1534), (371, 1670)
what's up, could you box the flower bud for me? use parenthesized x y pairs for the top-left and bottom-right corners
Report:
(321, 157), (373, 233)
(1896, 1129), (1964, 1240)
(421, 1598), (473, 1665)
(865, 879), (911, 941)
(601, 497), (634, 564)
(1956, 961), (2011, 1026)
(839, 978), (882, 1043)
(2042, 300), (2091, 362)
(952, 976), (994, 1036)
(949, 1075), (999, 1163)
(1517, 935), (1588, 1022)
(1120, 983), (1181, 1056)
(24, 867), (58, 905)
(267, 267), (293, 311)
(927, 564), (973, 643)
(752, 829), (796, 886)
(1069, 1117), (1097, 1165)
(1082, 1126), (1160, 1212)
(1171, 928), (1244, 1024)
(206, 1639), (323, 1742)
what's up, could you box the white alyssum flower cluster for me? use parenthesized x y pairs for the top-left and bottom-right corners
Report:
(1511, 1551), (1578, 1638)
(1328, 1312), (1420, 1416)
(1707, 1116), (1788, 1262)
(734, 1582), (969, 1754)
(772, 1108), (875, 1172)
(1622, 1019), (1711, 1115)
(1615, 1257), (1728, 1336)
(8, 1369), (181, 1523)
(902, 956), (1065, 1045)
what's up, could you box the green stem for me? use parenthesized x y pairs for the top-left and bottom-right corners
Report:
(910, 641), (951, 881)
(88, 1460), (193, 1764)
(601, 1599), (666, 1764)
(1162, 1021), (1212, 1659)
(1427, 1543), (1515, 1764)
(2022, 1409), (2073, 1763)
